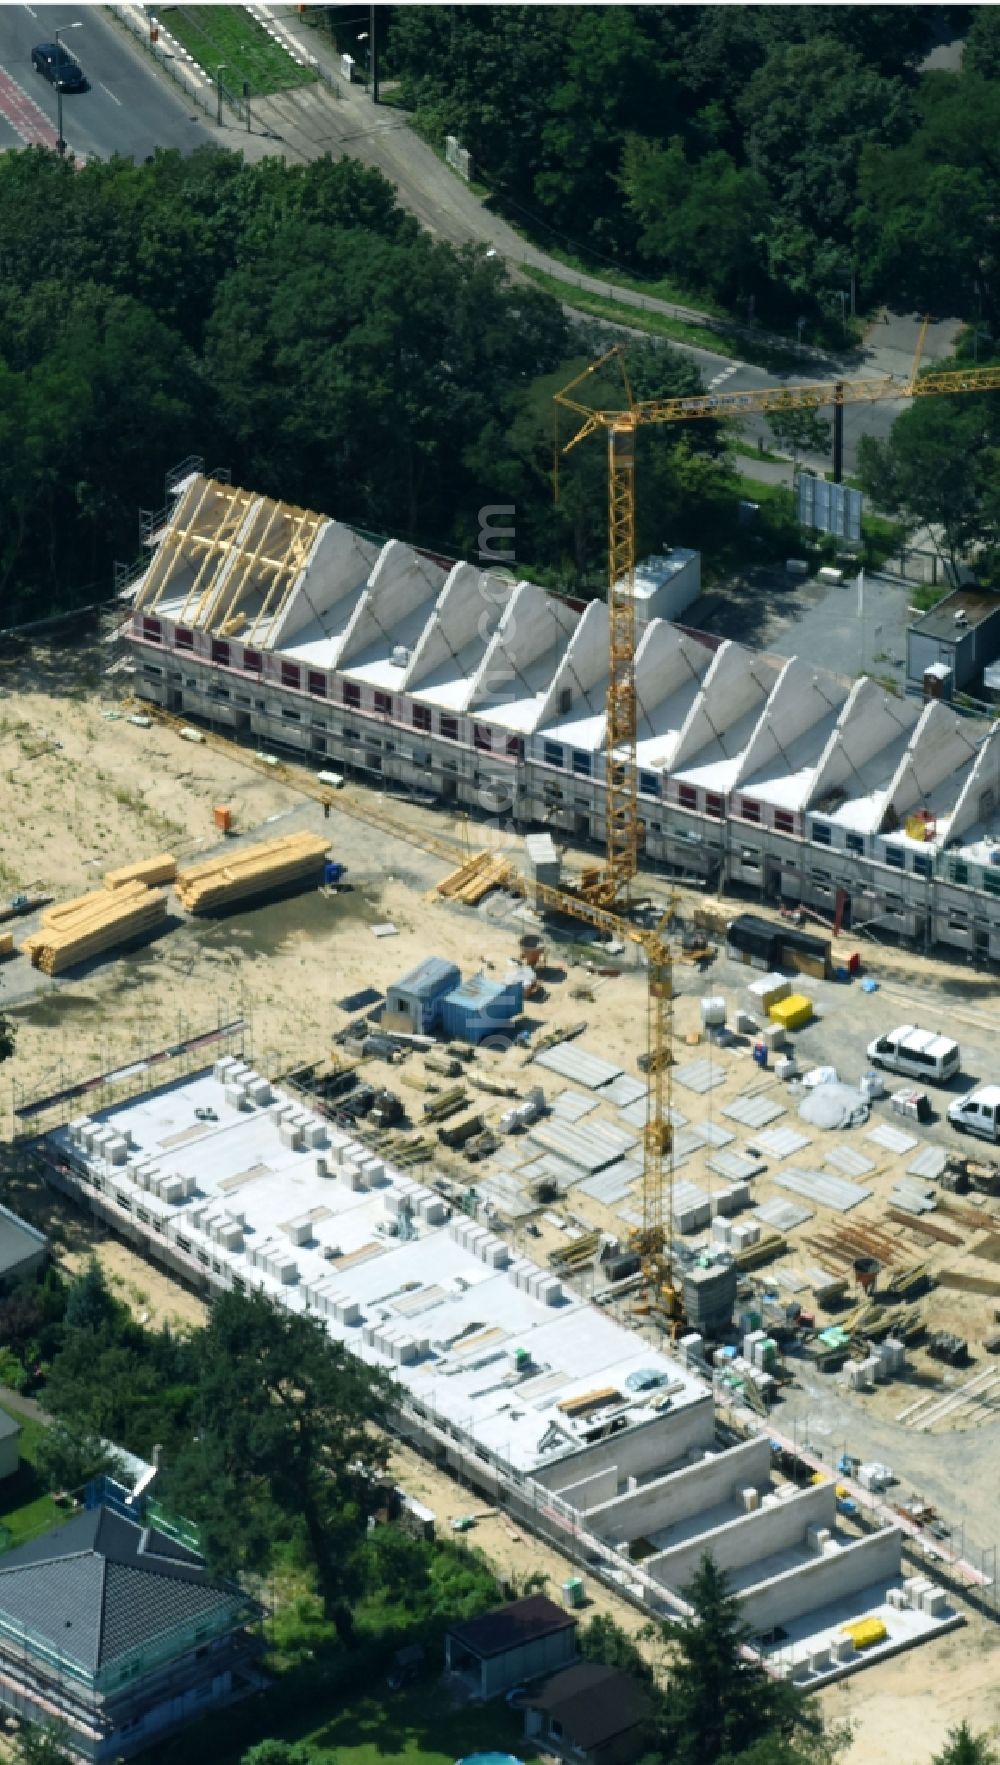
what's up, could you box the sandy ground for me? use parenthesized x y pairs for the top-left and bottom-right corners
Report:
(388, 1439), (654, 1644)
(6, 641), (1000, 1733)
(821, 1617), (1000, 1761)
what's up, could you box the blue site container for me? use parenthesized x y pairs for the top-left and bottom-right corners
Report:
(385, 957), (461, 1033)
(438, 973), (523, 1045)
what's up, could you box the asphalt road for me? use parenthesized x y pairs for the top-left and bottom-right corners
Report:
(0, 4), (213, 161)
(249, 13), (963, 481)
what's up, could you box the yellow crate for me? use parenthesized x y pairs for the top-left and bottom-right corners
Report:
(768, 993), (814, 1030)
(841, 1617), (887, 1650)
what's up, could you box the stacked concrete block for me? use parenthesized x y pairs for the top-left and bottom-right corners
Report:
(806, 1525), (832, 1552)
(886, 1587), (908, 1610)
(284, 1215), (314, 1247)
(747, 974), (790, 1011)
(905, 1576), (933, 1611)
(712, 1218), (733, 1248)
(356, 1155), (385, 1187)
(384, 1182), (417, 1220)
(741, 1487), (760, 1513)
(246, 1239), (298, 1284)
(304, 1281), (361, 1326)
(415, 1188), (447, 1226)
(730, 1221), (760, 1250)
(714, 1182), (751, 1216)
(882, 1336), (906, 1374)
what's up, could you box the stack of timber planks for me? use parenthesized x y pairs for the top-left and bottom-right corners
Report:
(175, 832), (329, 914)
(436, 850), (517, 905)
(24, 883), (167, 975)
(104, 853), (177, 890)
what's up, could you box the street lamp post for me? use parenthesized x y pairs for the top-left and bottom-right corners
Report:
(215, 63), (228, 126)
(54, 21), (83, 156)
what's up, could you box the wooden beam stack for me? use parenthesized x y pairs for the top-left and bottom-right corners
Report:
(104, 853), (178, 890)
(23, 883), (168, 976)
(175, 832), (329, 914)
(436, 850), (516, 905)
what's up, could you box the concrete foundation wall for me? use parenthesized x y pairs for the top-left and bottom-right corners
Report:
(533, 1398), (715, 1497)
(739, 1527), (903, 1635)
(586, 1437), (771, 1543)
(646, 1482), (837, 1591)
(554, 1465), (621, 1513)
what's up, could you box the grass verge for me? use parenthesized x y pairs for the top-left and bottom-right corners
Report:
(160, 5), (316, 95)
(0, 1411), (64, 1550)
(521, 266), (815, 375)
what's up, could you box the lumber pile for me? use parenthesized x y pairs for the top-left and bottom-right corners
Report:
(175, 832), (329, 914)
(23, 883), (167, 975)
(436, 850), (516, 905)
(104, 853), (177, 890)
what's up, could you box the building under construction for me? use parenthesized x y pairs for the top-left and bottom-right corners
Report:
(32, 1059), (961, 1688)
(119, 470), (1000, 962)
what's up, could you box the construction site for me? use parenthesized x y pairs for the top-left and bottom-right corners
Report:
(5, 349), (1000, 1756)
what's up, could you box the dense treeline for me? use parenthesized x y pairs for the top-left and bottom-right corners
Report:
(387, 5), (998, 329)
(0, 145), (745, 621)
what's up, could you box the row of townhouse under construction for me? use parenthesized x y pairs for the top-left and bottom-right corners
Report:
(118, 470), (1000, 965)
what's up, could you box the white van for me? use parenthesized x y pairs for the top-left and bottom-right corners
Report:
(866, 1025), (961, 1085)
(949, 1087), (1000, 1143)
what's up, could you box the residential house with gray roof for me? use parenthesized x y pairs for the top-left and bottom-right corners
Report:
(0, 1506), (264, 1761)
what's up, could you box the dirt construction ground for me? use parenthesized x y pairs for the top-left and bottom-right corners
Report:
(4, 639), (1000, 1758)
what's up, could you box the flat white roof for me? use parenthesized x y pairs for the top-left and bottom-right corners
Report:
(48, 1071), (707, 1478)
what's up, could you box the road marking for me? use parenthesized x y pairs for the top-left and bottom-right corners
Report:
(99, 81), (122, 106)
(708, 361), (744, 390)
(23, 5), (37, 18)
(0, 66), (59, 150)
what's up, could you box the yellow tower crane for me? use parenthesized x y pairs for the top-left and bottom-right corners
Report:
(555, 331), (1000, 903)
(536, 330), (1000, 1316)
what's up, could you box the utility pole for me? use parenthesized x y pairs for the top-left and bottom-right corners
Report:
(215, 63), (227, 127)
(53, 22), (83, 156)
(832, 385), (844, 485)
(370, 2), (378, 103)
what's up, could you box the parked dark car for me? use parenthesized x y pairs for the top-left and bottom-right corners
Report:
(31, 42), (86, 91)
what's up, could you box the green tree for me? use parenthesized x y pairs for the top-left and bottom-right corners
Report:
(622, 137), (769, 302)
(11, 1723), (73, 1765)
(858, 393), (1000, 578)
(579, 1612), (657, 1686)
(765, 407), (833, 470)
(64, 1260), (118, 1334)
(241, 1743), (318, 1765)
(163, 1293), (396, 1643)
(34, 1419), (122, 1495)
(658, 1556), (819, 1765)
(739, 37), (913, 252)
(965, 9), (1000, 83)
(931, 1723), (999, 1765)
